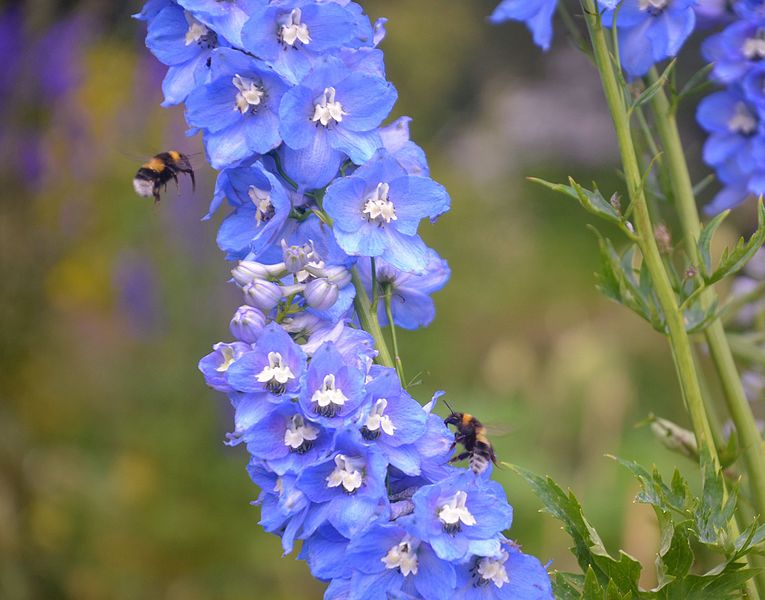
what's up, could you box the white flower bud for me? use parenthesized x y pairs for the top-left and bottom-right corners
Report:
(321, 265), (352, 288)
(304, 278), (338, 310)
(231, 260), (272, 287)
(229, 305), (266, 343)
(243, 279), (282, 311)
(281, 239), (316, 273)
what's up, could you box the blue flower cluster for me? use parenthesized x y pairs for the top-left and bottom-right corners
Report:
(698, 0), (765, 213)
(136, 1), (552, 597)
(490, 0), (698, 79)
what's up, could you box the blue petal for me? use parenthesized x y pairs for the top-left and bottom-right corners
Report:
(380, 231), (429, 274)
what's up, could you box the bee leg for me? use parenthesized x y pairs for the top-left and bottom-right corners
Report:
(449, 452), (471, 464)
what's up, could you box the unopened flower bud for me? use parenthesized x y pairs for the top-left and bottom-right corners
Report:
(281, 239), (316, 273)
(243, 279), (282, 311)
(229, 305), (266, 343)
(321, 265), (352, 288)
(304, 278), (338, 310)
(231, 260), (272, 287)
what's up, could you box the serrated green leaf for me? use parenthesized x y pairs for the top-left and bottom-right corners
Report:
(682, 563), (757, 599)
(695, 448), (737, 549)
(528, 176), (635, 237)
(655, 521), (694, 589)
(507, 464), (642, 595)
(554, 572), (585, 599)
(699, 198), (765, 286)
(583, 567), (602, 600)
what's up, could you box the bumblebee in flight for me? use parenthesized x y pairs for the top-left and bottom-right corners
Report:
(133, 151), (195, 203)
(443, 402), (498, 475)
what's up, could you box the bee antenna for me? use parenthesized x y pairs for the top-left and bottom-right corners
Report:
(442, 398), (456, 414)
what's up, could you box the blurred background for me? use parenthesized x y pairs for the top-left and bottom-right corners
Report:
(2, 1), (761, 598)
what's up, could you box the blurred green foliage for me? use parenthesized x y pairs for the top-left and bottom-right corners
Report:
(0, 1), (743, 598)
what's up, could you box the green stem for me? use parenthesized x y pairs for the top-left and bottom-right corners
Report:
(351, 268), (394, 368)
(383, 284), (406, 384)
(646, 71), (765, 529)
(578, 25), (757, 594)
(581, 0), (718, 464)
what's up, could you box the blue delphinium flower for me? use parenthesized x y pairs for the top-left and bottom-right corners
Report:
(357, 249), (450, 330)
(323, 151), (450, 273)
(356, 366), (428, 475)
(298, 341), (366, 426)
(242, 403), (335, 475)
(342, 520), (458, 599)
(241, 1), (362, 84)
(454, 542), (554, 599)
(227, 322), (307, 395)
(278, 57), (397, 168)
(694, 1), (765, 212)
(412, 471), (514, 561)
(696, 85), (765, 212)
(489, 0), (559, 51)
(702, 16), (765, 83)
(598, 0), (697, 78)
(198, 341), (251, 392)
(185, 48), (288, 168)
(296, 433), (389, 537)
(177, 0), (260, 47)
(212, 162), (292, 258)
(144, 2), (220, 106)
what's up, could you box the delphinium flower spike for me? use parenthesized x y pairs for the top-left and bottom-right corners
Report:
(136, 1), (553, 597)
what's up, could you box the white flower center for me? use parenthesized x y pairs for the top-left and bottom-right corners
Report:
(233, 74), (265, 114)
(362, 183), (397, 225)
(728, 102), (757, 135)
(743, 29), (765, 60)
(280, 8), (311, 46)
(438, 490), (476, 532)
(311, 87), (347, 127)
(326, 454), (363, 493)
(248, 185), (274, 225)
(311, 374), (348, 417)
(638, 0), (668, 11)
(256, 352), (295, 388)
(382, 536), (419, 576)
(476, 550), (510, 589)
(215, 345), (237, 372)
(365, 398), (396, 436)
(184, 12), (216, 47)
(283, 414), (319, 451)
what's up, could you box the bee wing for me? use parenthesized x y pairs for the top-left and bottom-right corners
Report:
(482, 424), (513, 438)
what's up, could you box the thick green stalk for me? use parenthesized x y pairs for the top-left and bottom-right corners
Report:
(645, 74), (765, 530)
(581, 0), (718, 463)
(581, 8), (760, 595)
(351, 268), (394, 368)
